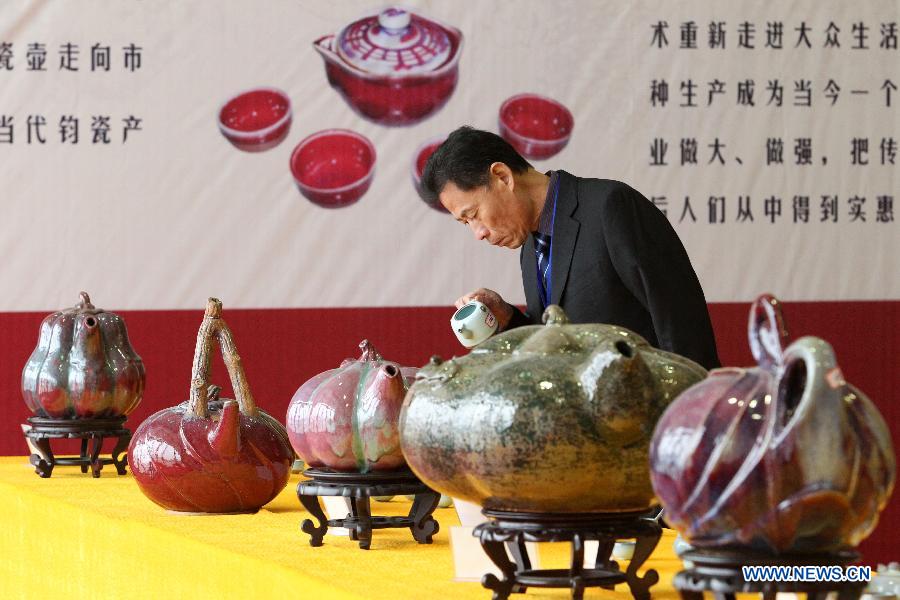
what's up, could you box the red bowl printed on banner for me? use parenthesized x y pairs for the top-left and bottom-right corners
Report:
(499, 93), (574, 160)
(289, 129), (376, 208)
(218, 87), (292, 152)
(411, 136), (448, 213)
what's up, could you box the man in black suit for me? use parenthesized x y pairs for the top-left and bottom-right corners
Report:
(420, 126), (720, 369)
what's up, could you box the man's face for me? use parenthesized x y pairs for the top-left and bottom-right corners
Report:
(439, 169), (532, 249)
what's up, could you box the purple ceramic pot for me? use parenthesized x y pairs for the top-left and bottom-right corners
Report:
(22, 292), (145, 419)
(286, 340), (412, 473)
(650, 294), (896, 553)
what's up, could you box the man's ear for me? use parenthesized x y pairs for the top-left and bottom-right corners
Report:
(490, 162), (515, 192)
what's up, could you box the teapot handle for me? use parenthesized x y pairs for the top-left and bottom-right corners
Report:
(777, 336), (842, 433)
(188, 298), (259, 418)
(748, 293), (789, 370)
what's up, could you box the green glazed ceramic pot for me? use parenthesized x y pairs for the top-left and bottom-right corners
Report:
(400, 305), (707, 513)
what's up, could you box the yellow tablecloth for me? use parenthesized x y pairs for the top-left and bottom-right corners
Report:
(0, 457), (685, 599)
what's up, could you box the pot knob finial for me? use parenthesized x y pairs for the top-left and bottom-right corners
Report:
(542, 305), (569, 326)
(379, 7), (411, 33)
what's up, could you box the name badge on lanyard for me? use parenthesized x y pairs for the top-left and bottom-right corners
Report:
(537, 178), (560, 308)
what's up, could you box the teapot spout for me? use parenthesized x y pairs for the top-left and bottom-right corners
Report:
(313, 34), (341, 64)
(208, 400), (241, 457)
(372, 364), (406, 399)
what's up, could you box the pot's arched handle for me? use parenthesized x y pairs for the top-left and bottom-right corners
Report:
(188, 298), (259, 418)
(776, 336), (843, 435)
(748, 293), (789, 370)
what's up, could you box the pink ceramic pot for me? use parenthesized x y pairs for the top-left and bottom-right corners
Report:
(499, 93), (574, 160)
(650, 294), (896, 553)
(286, 340), (412, 473)
(128, 298), (293, 513)
(218, 88), (292, 152)
(314, 7), (463, 126)
(289, 129), (375, 208)
(22, 292), (144, 419)
(411, 136), (448, 213)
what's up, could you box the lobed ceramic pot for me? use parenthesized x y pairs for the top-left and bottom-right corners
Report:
(650, 294), (896, 553)
(314, 7), (463, 126)
(128, 298), (293, 514)
(287, 340), (413, 473)
(411, 135), (448, 213)
(499, 93), (574, 160)
(218, 88), (292, 152)
(400, 305), (707, 513)
(22, 292), (144, 419)
(289, 129), (375, 208)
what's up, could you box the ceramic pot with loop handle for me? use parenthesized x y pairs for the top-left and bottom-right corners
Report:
(650, 294), (896, 553)
(128, 298), (293, 514)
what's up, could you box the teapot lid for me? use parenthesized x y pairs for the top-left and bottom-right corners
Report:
(336, 7), (452, 75)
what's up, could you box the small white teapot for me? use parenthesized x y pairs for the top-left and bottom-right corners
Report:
(450, 301), (498, 348)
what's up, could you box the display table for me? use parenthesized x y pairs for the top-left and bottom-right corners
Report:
(0, 457), (685, 599)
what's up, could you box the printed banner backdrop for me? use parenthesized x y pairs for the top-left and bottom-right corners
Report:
(0, 1), (897, 560)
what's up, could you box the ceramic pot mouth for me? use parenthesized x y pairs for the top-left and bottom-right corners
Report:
(289, 128), (377, 194)
(217, 87), (292, 139)
(499, 93), (575, 145)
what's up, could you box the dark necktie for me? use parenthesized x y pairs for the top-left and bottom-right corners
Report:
(534, 232), (551, 304)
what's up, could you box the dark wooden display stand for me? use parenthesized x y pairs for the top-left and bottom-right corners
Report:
(297, 468), (440, 550)
(674, 547), (866, 600)
(473, 508), (663, 600)
(24, 416), (131, 478)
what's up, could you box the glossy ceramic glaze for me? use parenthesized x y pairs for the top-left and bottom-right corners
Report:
(411, 136), (448, 213)
(128, 298), (293, 513)
(286, 340), (411, 473)
(218, 88), (292, 152)
(289, 129), (375, 208)
(22, 292), (145, 419)
(869, 563), (900, 596)
(313, 7), (463, 125)
(499, 93), (574, 160)
(650, 294), (896, 553)
(400, 305), (707, 513)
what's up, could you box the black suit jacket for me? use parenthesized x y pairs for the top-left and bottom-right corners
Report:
(507, 171), (721, 369)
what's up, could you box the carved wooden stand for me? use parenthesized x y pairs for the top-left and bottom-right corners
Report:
(297, 468), (440, 550)
(473, 509), (663, 600)
(673, 548), (866, 600)
(24, 416), (131, 478)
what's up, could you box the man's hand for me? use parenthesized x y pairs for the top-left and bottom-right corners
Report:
(454, 288), (516, 330)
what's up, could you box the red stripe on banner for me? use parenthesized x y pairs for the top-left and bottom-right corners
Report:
(1, 302), (897, 561)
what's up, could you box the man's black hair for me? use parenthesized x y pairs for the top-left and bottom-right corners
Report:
(419, 126), (532, 206)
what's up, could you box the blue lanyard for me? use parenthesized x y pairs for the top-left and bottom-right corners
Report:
(537, 178), (560, 308)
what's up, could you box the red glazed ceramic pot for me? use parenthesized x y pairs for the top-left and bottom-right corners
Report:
(289, 129), (376, 208)
(22, 292), (144, 419)
(313, 7), (463, 125)
(128, 298), (293, 513)
(217, 88), (292, 152)
(650, 294), (896, 553)
(499, 93), (574, 160)
(286, 340), (411, 473)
